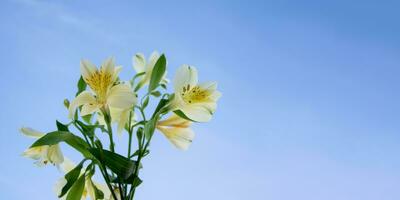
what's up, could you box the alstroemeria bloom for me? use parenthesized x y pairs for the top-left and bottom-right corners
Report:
(21, 127), (64, 166)
(133, 51), (168, 89)
(54, 158), (111, 200)
(170, 65), (221, 122)
(156, 114), (195, 150)
(68, 58), (136, 119)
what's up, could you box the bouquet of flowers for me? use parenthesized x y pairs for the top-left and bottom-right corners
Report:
(21, 52), (221, 200)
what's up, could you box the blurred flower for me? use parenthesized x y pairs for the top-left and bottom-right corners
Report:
(21, 127), (64, 166)
(156, 114), (195, 150)
(69, 58), (136, 119)
(170, 65), (221, 122)
(133, 51), (168, 89)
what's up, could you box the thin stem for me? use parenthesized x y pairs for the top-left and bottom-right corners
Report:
(102, 109), (115, 153)
(106, 122), (115, 152)
(72, 122), (92, 146)
(135, 106), (146, 121)
(127, 111), (133, 158)
(128, 152), (143, 199)
(98, 164), (119, 200)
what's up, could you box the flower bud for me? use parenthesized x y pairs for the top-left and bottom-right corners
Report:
(63, 99), (70, 108)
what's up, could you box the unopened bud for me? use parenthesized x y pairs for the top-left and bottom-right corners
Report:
(63, 99), (70, 108)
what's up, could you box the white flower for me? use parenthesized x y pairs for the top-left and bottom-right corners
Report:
(54, 158), (112, 200)
(69, 58), (136, 119)
(170, 65), (221, 122)
(157, 114), (195, 150)
(21, 127), (64, 166)
(133, 51), (168, 89)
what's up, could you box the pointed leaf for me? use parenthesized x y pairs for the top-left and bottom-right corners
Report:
(30, 131), (92, 158)
(59, 160), (86, 198)
(76, 76), (87, 96)
(148, 54), (166, 92)
(66, 174), (86, 200)
(89, 148), (136, 180)
(56, 120), (69, 132)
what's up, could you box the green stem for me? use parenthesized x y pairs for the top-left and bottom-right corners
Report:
(102, 109), (115, 153)
(135, 106), (146, 121)
(72, 122), (92, 146)
(127, 112), (133, 158)
(106, 122), (115, 152)
(98, 164), (119, 200)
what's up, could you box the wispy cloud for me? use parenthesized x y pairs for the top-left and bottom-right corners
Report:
(11, 0), (122, 45)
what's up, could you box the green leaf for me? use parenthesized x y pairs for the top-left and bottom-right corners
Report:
(174, 110), (196, 122)
(75, 120), (96, 138)
(82, 114), (92, 124)
(132, 176), (143, 188)
(142, 96), (149, 109)
(160, 83), (167, 90)
(92, 182), (104, 200)
(112, 174), (142, 187)
(130, 149), (149, 158)
(151, 98), (169, 119)
(136, 127), (143, 147)
(30, 131), (92, 158)
(66, 174), (86, 200)
(150, 91), (161, 97)
(89, 148), (136, 180)
(131, 72), (145, 88)
(59, 160), (86, 198)
(76, 76), (87, 96)
(56, 120), (69, 132)
(148, 54), (166, 92)
(144, 118), (157, 141)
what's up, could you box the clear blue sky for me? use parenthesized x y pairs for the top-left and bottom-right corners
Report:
(1, 0), (399, 199)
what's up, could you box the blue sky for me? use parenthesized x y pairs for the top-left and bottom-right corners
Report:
(0, 0), (399, 199)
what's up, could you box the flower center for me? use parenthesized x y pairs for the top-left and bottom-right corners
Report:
(181, 84), (211, 104)
(85, 69), (114, 104)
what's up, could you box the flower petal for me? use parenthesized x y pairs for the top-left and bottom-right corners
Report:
(133, 53), (146, 73)
(54, 177), (68, 199)
(81, 103), (98, 116)
(158, 114), (191, 128)
(95, 183), (111, 200)
(80, 59), (97, 80)
(198, 81), (217, 91)
(20, 127), (44, 138)
(107, 84), (136, 109)
(209, 90), (222, 101)
(181, 104), (212, 122)
(116, 109), (130, 135)
(68, 91), (96, 119)
(101, 57), (115, 75)
(47, 145), (64, 165)
(173, 65), (198, 93)
(60, 157), (76, 173)
(157, 127), (195, 150)
(86, 178), (97, 200)
(112, 66), (122, 82)
(22, 146), (47, 160)
(148, 51), (160, 69)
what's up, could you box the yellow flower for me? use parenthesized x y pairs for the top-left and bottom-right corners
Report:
(21, 127), (64, 166)
(69, 58), (136, 119)
(170, 65), (221, 122)
(54, 158), (112, 200)
(133, 51), (168, 89)
(156, 114), (195, 150)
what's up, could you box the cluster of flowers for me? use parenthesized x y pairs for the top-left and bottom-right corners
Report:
(21, 52), (221, 200)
